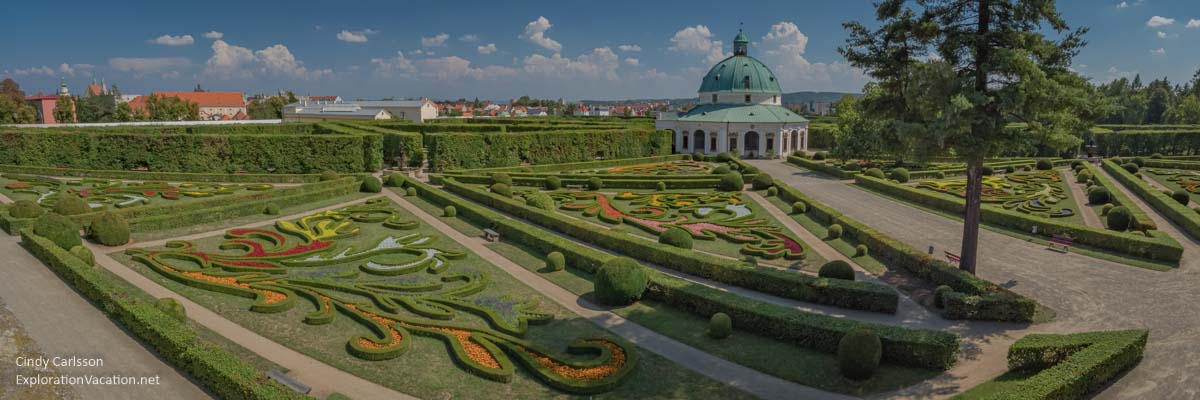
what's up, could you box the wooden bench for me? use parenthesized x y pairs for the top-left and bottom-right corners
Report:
(945, 251), (961, 265)
(483, 228), (500, 242)
(1048, 234), (1074, 253)
(267, 370), (311, 394)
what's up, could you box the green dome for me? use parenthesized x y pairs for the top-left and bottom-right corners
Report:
(699, 55), (782, 94)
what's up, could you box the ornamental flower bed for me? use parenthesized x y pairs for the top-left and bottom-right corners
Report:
(916, 170), (1075, 219)
(1, 174), (273, 212)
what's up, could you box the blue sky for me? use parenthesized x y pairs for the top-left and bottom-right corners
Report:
(2, 0), (1198, 101)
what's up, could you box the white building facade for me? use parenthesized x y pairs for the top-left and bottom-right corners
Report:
(656, 30), (808, 159)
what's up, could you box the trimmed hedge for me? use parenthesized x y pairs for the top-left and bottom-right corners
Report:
(20, 230), (306, 400)
(1103, 159), (1200, 240)
(425, 128), (672, 170)
(1079, 162), (1154, 230)
(53, 195), (91, 216)
(34, 213), (81, 250)
(9, 200), (43, 219)
(954, 330), (1148, 399)
(450, 154), (688, 175)
(0, 164), (325, 183)
(854, 175), (1182, 262)
(788, 155), (856, 179)
(403, 176), (959, 370)
(441, 178), (900, 313)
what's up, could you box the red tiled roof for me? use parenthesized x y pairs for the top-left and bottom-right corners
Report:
(308, 95), (339, 101)
(232, 110), (250, 120)
(151, 91), (245, 108)
(127, 95), (148, 111)
(87, 83), (103, 96)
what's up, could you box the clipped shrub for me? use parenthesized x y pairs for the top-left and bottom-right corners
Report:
(1171, 190), (1190, 206)
(593, 257), (648, 305)
(1194, 207), (1200, 215)
(766, 186), (779, 196)
(718, 172), (744, 191)
(1087, 187), (1111, 205)
(933, 285), (953, 308)
(1110, 156), (1124, 165)
(743, 166), (760, 175)
(1131, 157), (1146, 167)
(8, 200), (43, 219)
(655, 181), (667, 191)
(405, 187), (417, 197)
(791, 201), (808, 214)
(842, 163), (861, 171)
(588, 177), (604, 190)
(489, 183), (513, 197)
(716, 152), (733, 162)
(53, 195), (91, 216)
(1076, 170), (1092, 183)
(385, 173), (405, 187)
(443, 205), (457, 217)
(935, 171), (947, 179)
(659, 227), (694, 250)
(1151, 153), (1164, 159)
(864, 168), (886, 179)
(360, 176), (382, 193)
(545, 175), (562, 190)
(1106, 206), (1133, 231)
(712, 165), (732, 175)
(263, 203), (281, 215)
(813, 152), (827, 160)
(319, 171), (339, 181)
(1101, 203), (1114, 216)
(1070, 160), (1084, 170)
(827, 223), (844, 239)
(1122, 163), (1139, 174)
(751, 173), (774, 190)
(707, 313), (732, 339)
(1035, 159), (1052, 170)
(89, 212), (130, 246)
(819, 260), (855, 280)
(889, 168), (910, 183)
(69, 245), (95, 266)
(491, 172), (513, 185)
(155, 298), (188, 322)
(1161, 189), (1173, 197)
(981, 165), (994, 176)
(838, 329), (882, 380)
(855, 244), (869, 257)
(33, 213), (81, 250)
(545, 251), (565, 272)
(525, 193), (556, 211)
(1005, 165), (1015, 174)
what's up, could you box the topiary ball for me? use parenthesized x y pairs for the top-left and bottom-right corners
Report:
(1172, 190), (1190, 206)
(1151, 153), (1164, 159)
(490, 183), (513, 197)
(593, 257), (648, 306)
(827, 224), (844, 239)
(360, 176), (382, 193)
(981, 165), (994, 176)
(1132, 157), (1146, 167)
(263, 203), (281, 215)
(766, 186), (778, 196)
(838, 329), (882, 380)
(443, 205), (457, 217)
(743, 166), (760, 175)
(1076, 170), (1092, 183)
(588, 177), (604, 190)
(716, 152), (733, 162)
(319, 171), (339, 181)
(89, 211), (130, 246)
(1101, 203), (1114, 216)
(8, 200), (43, 219)
(385, 173), (405, 187)
(707, 312), (732, 339)
(813, 152), (827, 160)
(405, 187), (417, 197)
(546, 251), (565, 272)
(491, 172), (513, 185)
(1088, 187), (1111, 205)
(935, 171), (947, 179)
(656, 181), (667, 191)
(155, 298), (187, 322)
(1106, 206), (1133, 231)
(1035, 159), (1052, 170)
(545, 176), (562, 190)
(69, 245), (95, 267)
(933, 285), (953, 308)
(1122, 163), (1139, 174)
(33, 213), (81, 250)
(718, 172), (744, 192)
(888, 168), (910, 183)
(855, 244), (869, 257)
(1005, 166), (1015, 174)
(751, 173), (774, 190)
(53, 195), (91, 216)
(658, 227), (693, 249)
(792, 201), (808, 214)
(1071, 160), (1084, 170)
(819, 260), (855, 280)
(864, 168), (885, 179)
(711, 165), (732, 175)
(525, 193), (555, 211)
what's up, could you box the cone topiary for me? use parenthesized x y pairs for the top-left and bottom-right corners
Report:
(8, 200), (43, 219)
(819, 260), (855, 280)
(838, 329), (882, 380)
(319, 171), (339, 181)
(1106, 206), (1132, 231)
(443, 205), (457, 217)
(545, 252), (565, 272)
(792, 201), (808, 214)
(491, 172), (512, 185)
(33, 213), (81, 250)
(707, 313), (732, 339)
(718, 172), (744, 191)
(827, 224), (843, 239)
(53, 195), (91, 216)
(70, 245), (95, 267)
(658, 227), (693, 249)
(593, 257), (648, 305)
(89, 211), (130, 246)
(545, 176), (562, 190)
(360, 176), (382, 193)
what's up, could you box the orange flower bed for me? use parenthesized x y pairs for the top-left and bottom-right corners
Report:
(179, 270), (286, 304)
(529, 340), (626, 382)
(430, 327), (501, 369)
(344, 304), (403, 350)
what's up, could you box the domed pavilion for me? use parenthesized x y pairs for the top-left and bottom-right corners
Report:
(656, 30), (809, 159)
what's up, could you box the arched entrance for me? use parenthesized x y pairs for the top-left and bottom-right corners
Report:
(744, 131), (760, 158)
(693, 130), (705, 153)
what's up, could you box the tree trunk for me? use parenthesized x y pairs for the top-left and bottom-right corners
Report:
(959, 158), (983, 274)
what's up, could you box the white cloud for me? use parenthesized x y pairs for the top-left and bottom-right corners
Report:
(1117, 1), (1127, 8)
(337, 30), (369, 43)
(12, 66), (55, 76)
(623, 57), (639, 67)
(669, 25), (727, 65)
(477, 43), (497, 54)
(520, 16), (562, 52)
(109, 57), (192, 78)
(1117, 0), (1143, 8)
(523, 47), (620, 80)
(410, 49), (433, 56)
(256, 44), (332, 78)
(1147, 16), (1175, 28)
(1151, 48), (1166, 55)
(150, 34), (194, 46)
(203, 40), (256, 77)
(417, 56), (517, 81)
(203, 31), (224, 40)
(371, 51), (417, 78)
(1157, 31), (1179, 39)
(618, 44), (642, 52)
(755, 22), (869, 92)
(1188, 19), (1200, 29)
(203, 40), (329, 79)
(421, 33), (449, 47)
(459, 34), (479, 43)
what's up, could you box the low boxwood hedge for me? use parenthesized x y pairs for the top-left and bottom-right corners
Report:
(0, 164), (325, 183)
(1103, 159), (1200, 240)
(787, 155), (856, 179)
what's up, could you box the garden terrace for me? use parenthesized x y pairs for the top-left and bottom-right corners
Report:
(1074, 162), (1156, 230)
(1103, 159), (1200, 241)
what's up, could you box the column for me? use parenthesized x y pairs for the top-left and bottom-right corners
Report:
(718, 129), (727, 153)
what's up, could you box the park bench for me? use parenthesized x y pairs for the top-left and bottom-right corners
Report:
(1048, 234), (1074, 253)
(945, 251), (961, 265)
(267, 370), (311, 394)
(483, 228), (500, 242)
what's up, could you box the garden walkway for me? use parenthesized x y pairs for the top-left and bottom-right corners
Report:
(754, 159), (1200, 399)
(1061, 168), (1104, 229)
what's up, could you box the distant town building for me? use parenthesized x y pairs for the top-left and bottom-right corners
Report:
(24, 79), (74, 124)
(656, 30), (808, 159)
(300, 95), (343, 102)
(128, 91), (247, 120)
(282, 102), (394, 122)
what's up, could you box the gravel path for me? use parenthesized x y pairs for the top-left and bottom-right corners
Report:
(1061, 168), (1105, 229)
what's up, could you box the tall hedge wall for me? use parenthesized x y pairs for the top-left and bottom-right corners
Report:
(1087, 127), (1200, 156)
(425, 129), (672, 170)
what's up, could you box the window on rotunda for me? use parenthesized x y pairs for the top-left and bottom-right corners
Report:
(712, 94), (718, 103)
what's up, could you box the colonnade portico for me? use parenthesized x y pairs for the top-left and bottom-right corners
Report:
(670, 125), (808, 159)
